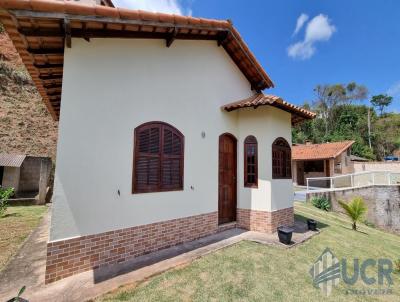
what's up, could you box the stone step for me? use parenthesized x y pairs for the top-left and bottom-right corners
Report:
(218, 221), (237, 232)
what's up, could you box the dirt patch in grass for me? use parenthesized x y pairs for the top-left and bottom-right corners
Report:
(0, 204), (47, 270)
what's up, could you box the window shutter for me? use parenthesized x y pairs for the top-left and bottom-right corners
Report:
(135, 126), (161, 192)
(133, 122), (184, 193)
(162, 128), (183, 189)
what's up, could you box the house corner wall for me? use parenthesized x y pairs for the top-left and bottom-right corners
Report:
(236, 106), (294, 233)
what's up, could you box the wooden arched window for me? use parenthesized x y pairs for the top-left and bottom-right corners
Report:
(244, 135), (258, 187)
(272, 137), (291, 179)
(133, 122), (184, 193)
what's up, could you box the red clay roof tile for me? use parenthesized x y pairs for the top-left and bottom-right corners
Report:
(0, 0), (275, 120)
(292, 141), (355, 160)
(222, 93), (316, 124)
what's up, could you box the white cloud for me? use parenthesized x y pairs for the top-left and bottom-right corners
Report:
(113, 0), (191, 15)
(387, 81), (400, 98)
(293, 13), (308, 36)
(288, 41), (315, 59)
(288, 14), (336, 60)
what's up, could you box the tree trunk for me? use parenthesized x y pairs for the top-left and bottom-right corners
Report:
(352, 222), (357, 230)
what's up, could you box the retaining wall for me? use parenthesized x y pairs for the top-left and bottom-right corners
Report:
(307, 185), (400, 233)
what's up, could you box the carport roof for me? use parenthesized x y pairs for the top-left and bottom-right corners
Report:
(0, 154), (26, 167)
(292, 141), (355, 161)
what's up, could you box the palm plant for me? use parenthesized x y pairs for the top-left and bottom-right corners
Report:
(338, 197), (368, 231)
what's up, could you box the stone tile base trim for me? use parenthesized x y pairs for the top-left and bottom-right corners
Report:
(237, 207), (294, 233)
(45, 212), (218, 284)
(217, 221), (237, 233)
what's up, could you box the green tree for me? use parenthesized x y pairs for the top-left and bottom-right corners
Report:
(313, 83), (368, 136)
(338, 197), (368, 231)
(370, 94), (393, 116)
(292, 83), (400, 161)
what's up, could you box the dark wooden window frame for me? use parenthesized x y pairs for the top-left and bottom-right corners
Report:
(132, 121), (184, 194)
(272, 137), (292, 179)
(244, 135), (258, 188)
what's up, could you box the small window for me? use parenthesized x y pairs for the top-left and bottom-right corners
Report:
(272, 137), (291, 179)
(244, 135), (258, 187)
(133, 122), (184, 193)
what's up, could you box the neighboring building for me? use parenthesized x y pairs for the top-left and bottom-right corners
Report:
(350, 155), (369, 162)
(0, 1), (315, 283)
(0, 154), (52, 203)
(292, 141), (354, 186)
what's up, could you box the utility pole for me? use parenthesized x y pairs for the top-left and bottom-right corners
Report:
(367, 107), (372, 149)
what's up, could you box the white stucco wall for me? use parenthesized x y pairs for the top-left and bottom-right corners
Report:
(51, 38), (293, 241)
(237, 106), (293, 212)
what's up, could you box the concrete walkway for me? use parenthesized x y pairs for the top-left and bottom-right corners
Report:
(0, 217), (318, 302)
(0, 207), (50, 300)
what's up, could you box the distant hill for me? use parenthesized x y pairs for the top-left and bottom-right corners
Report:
(0, 31), (58, 159)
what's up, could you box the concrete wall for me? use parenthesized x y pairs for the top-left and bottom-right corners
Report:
(335, 151), (354, 174)
(354, 162), (400, 173)
(19, 157), (41, 192)
(1, 167), (20, 191)
(307, 185), (400, 233)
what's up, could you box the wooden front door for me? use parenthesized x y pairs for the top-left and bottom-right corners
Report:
(218, 133), (237, 224)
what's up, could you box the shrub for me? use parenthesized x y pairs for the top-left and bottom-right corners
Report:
(339, 197), (368, 231)
(363, 220), (375, 228)
(0, 61), (31, 86)
(311, 196), (331, 211)
(394, 260), (400, 274)
(0, 187), (14, 217)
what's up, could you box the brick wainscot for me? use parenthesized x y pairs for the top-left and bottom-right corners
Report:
(237, 207), (294, 233)
(45, 212), (218, 284)
(46, 207), (294, 283)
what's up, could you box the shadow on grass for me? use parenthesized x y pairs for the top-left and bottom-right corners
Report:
(337, 223), (369, 235)
(7, 200), (38, 207)
(2, 212), (22, 218)
(295, 213), (329, 230)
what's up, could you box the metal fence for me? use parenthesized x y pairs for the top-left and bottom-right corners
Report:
(306, 171), (400, 191)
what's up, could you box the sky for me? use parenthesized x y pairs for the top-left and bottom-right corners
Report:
(113, 0), (400, 112)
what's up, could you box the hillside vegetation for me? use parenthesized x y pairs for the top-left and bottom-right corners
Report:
(293, 83), (400, 160)
(0, 31), (58, 159)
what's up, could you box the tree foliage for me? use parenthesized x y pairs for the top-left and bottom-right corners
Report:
(293, 82), (399, 160)
(370, 94), (393, 116)
(0, 187), (14, 217)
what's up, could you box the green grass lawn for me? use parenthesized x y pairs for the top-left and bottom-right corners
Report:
(97, 202), (400, 302)
(0, 204), (47, 270)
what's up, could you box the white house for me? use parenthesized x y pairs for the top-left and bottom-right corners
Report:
(0, 0), (315, 283)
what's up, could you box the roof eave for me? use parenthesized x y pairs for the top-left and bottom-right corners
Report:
(0, 2), (275, 120)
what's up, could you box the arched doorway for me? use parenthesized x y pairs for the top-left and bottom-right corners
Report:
(218, 133), (237, 224)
